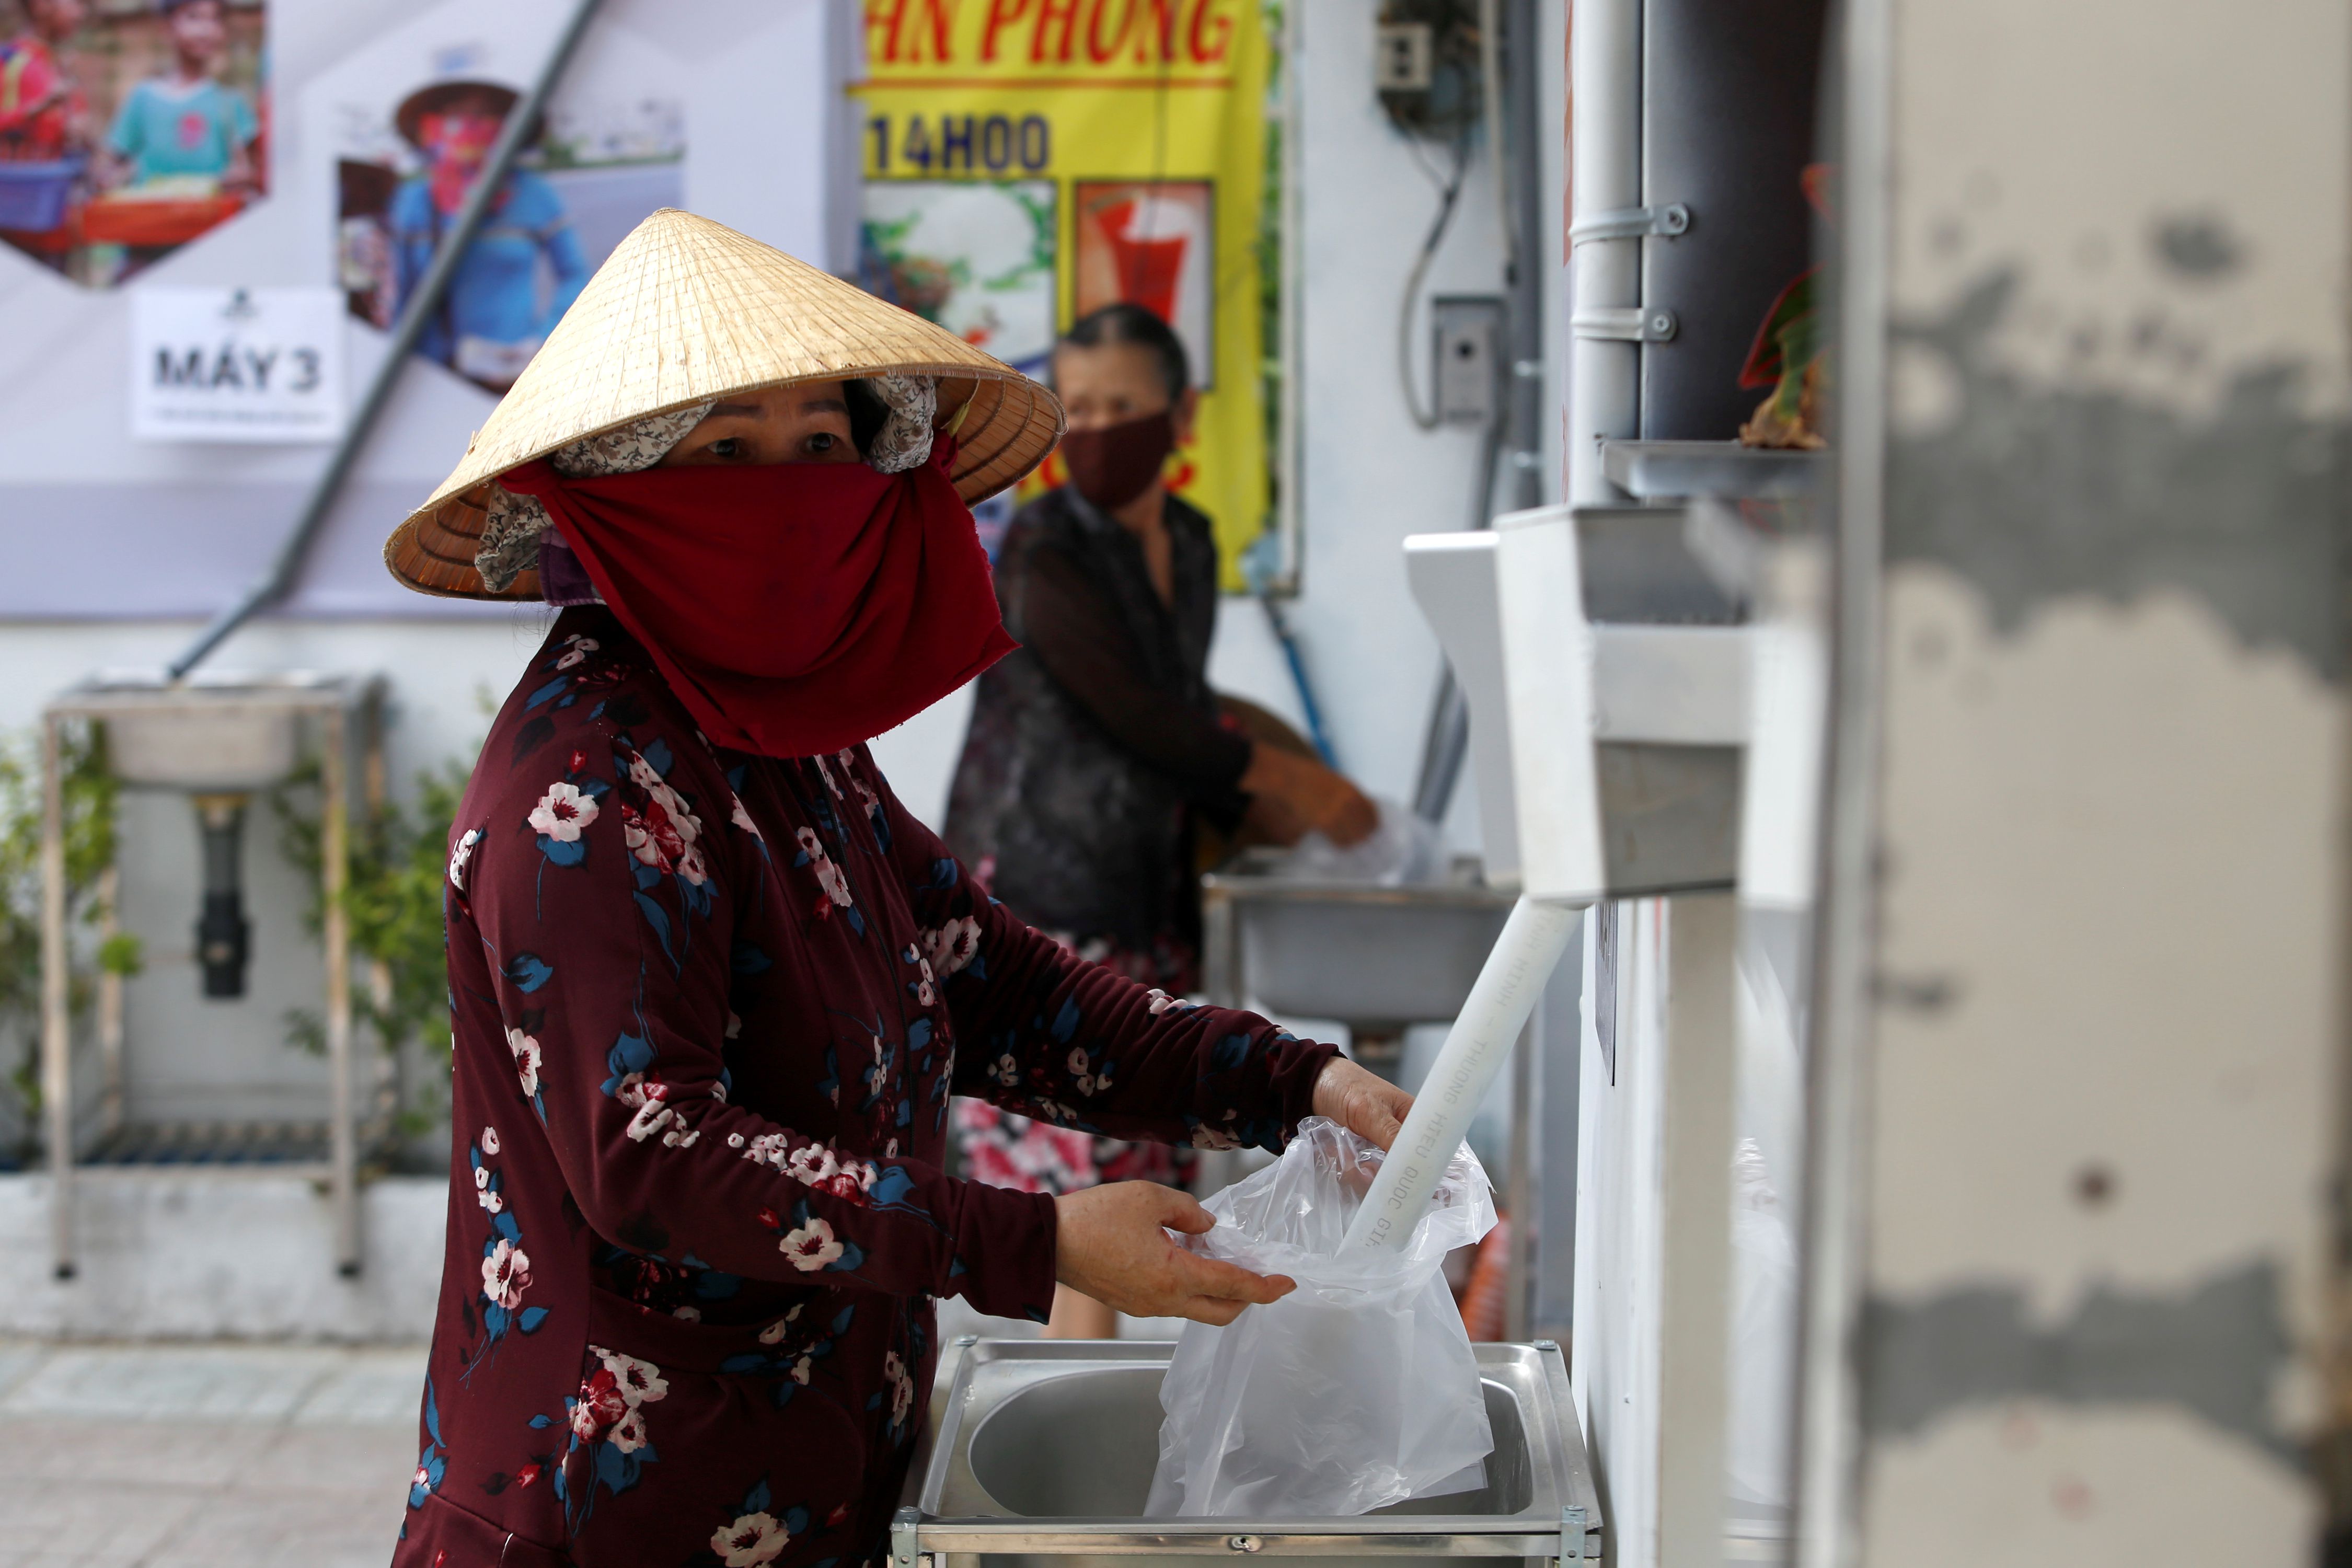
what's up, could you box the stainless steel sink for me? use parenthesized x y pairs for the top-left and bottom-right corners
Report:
(897, 1339), (1600, 1567)
(1199, 859), (1516, 1040)
(80, 672), (342, 791)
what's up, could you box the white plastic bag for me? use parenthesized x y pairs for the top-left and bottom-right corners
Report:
(1275, 797), (1444, 887)
(1145, 1117), (1498, 1518)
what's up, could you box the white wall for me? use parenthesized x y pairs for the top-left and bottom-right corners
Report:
(1280, 0), (1515, 832)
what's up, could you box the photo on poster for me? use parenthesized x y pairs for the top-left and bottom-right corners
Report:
(332, 63), (683, 393)
(0, 0), (267, 287)
(860, 178), (1056, 557)
(1073, 179), (1213, 389)
(860, 179), (1056, 377)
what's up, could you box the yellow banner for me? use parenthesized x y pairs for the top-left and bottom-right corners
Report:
(855, 0), (1267, 586)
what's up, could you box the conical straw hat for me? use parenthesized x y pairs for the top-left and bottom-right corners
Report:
(385, 207), (1065, 601)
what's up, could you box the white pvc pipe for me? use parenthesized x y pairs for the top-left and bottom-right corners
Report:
(1342, 896), (1582, 1252)
(1566, 0), (1643, 507)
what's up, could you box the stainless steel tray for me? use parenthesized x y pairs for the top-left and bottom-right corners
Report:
(896, 1339), (1601, 1565)
(1198, 871), (1517, 1036)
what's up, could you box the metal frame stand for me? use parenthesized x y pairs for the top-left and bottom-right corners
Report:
(38, 675), (384, 1280)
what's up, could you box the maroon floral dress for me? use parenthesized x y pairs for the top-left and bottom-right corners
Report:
(395, 609), (1335, 1568)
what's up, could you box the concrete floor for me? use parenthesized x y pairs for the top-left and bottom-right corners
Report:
(0, 1339), (424, 1568)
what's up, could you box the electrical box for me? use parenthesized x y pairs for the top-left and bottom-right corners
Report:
(1375, 21), (1435, 91)
(1432, 294), (1505, 425)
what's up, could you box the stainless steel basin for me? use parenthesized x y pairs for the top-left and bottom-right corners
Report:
(1200, 863), (1516, 1037)
(898, 1339), (1599, 1567)
(80, 673), (339, 791)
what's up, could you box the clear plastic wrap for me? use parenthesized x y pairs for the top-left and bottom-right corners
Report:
(1144, 1117), (1498, 1518)
(1273, 797), (1445, 886)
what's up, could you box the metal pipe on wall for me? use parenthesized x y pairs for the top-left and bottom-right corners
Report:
(166, 0), (608, 682)
(1502, 0), (1547, 513)
(1569, 0), (1645, 504)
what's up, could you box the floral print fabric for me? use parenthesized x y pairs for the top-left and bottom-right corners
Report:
(956, 933), (1199, 1194)
(395, 608), (1335, 1568)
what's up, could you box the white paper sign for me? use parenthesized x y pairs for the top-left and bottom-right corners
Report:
(130, 286), (347, 444)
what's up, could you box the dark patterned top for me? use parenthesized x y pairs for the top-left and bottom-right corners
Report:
(944, 487), (1251, 952)
(394, 608), (1334, 1568)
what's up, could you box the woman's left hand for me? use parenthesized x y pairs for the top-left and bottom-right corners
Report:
(1311, 1056), (1415, 1150)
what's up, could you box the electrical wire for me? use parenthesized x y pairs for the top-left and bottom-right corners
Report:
(1397, 129), (1473, 432)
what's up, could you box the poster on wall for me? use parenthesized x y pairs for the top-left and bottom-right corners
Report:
(129, 283), (343, 442)
(312, 13), (689, 396)
(861, 179), (1056, 377)
(0, 0), (858, 622)
(328, 58), (684, 394)
(855, 0), (1267, 581)
(0, 0), (267, 287)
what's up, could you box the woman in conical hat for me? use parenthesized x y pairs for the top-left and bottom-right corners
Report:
(386, 210), (1411, 1568)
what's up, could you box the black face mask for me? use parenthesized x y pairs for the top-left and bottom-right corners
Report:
(1060, 410), (1175, 510)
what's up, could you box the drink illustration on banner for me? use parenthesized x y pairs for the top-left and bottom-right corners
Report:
(1075, 180), (1213, 388)
(0, 0), (267, 287)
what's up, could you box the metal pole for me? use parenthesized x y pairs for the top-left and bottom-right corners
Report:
(1654, 893), (1738, 1568)
(322, 702), (359, 1276)
(361, 686), (397, 1143)
(1502, 0), (1547, 513)
(166, 0), (609, 682)
(39, 715), (74, 1279)
(97, 864), (123, 1143)
(1569, 0), (1646, 504)
(1504, 1010), (1535, 1343)
(1791, 0), (1893, 1555)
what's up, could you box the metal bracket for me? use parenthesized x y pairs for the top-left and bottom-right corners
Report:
(890, 1506), (923, 1568)
(1569, 202), (1690, 244)
(1560, 1505), (1590, 1566)
(1571, 307), (1679, 343)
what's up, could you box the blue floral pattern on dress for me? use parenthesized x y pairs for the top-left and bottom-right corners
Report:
(392, 610), (1337, 1568)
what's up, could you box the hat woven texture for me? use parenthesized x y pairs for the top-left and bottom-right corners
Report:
(386, 207), (1065, 601)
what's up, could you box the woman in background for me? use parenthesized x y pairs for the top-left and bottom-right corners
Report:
(946, 304), (1377, 1338)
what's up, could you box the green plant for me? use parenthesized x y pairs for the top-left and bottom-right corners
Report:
(0, 723), (137, 1147)
(271, 756), (468, 1136)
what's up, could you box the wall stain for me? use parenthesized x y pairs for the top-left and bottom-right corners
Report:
(1863, 1260), (2298, 1465)
(1887, 271), (2350, 679)
(2153, 214), (2246, 279)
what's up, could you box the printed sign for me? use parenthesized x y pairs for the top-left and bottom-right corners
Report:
(856, 0), (1270, 584)
(130, 285), (345, 442)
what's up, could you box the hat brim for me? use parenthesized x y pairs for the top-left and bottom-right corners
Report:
(394, 80), (529, 148)
(383, 208), (1066, 601)
(383, 370), (1060, 602)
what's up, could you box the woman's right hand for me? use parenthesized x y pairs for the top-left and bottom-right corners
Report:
(1240, 744), (1378, 847)
(1054, 1181), (1295, 1326)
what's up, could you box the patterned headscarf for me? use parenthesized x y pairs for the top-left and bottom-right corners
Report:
(472, 373), (941, 593)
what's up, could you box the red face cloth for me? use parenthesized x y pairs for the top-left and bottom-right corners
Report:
(1060, 409), (1175, 510)
(499, 440), (1015, 759)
